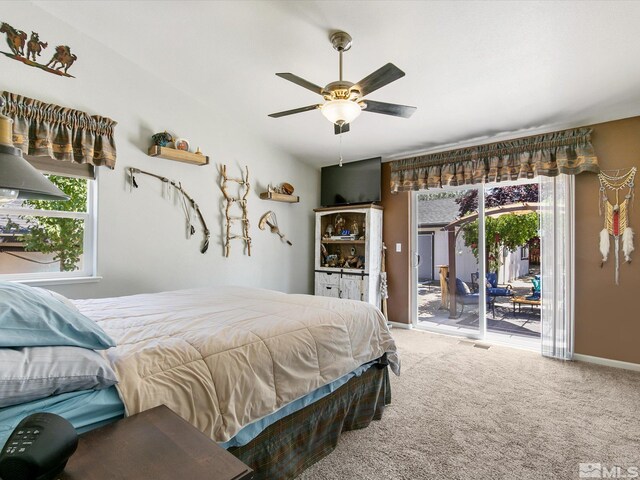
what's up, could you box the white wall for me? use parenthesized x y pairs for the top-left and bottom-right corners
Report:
(1, 3), (319, 299)
(499, 247), (530, 284)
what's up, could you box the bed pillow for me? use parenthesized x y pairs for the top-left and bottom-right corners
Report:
(32, 287), (80, 312)
(0, 281), (115, 349)
(0, 345), (118, 408)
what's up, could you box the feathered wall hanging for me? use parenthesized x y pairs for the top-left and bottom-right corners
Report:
(598, 166), (636, 284)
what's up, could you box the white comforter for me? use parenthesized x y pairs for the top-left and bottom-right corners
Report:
(74, 286), (399, 443)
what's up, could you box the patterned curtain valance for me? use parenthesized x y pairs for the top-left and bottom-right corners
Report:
(390, 127), (599, 193)
(1, 91), (117, 169)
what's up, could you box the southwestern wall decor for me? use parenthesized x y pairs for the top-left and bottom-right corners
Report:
(598, 166), (636, 284)
(127, 167), (211, 254)
(0, 22), (77, 77)
(220, 165), (252, 257)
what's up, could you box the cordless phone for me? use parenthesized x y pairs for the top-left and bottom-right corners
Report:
(0, 413), (78, 480)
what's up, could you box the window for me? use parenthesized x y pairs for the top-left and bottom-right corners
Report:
(0, 160), (96, 281)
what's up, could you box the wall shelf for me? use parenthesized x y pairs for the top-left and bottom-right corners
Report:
(259, 192), (300, 203)
(148, 145), (209, 166)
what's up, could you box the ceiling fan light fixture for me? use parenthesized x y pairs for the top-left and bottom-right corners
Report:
(320, 99), (361, 126)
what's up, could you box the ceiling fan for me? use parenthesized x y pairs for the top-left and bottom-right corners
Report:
(268, 31), (417, 135)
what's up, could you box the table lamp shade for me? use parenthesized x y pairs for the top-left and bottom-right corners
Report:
(0, 144), (69, 200)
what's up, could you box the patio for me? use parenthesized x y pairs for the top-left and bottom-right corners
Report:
(417, 271), (540, 339)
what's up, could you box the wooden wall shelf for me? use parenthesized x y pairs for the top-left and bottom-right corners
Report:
(259, 192), (300, 203)
(148, 145), (209, 166)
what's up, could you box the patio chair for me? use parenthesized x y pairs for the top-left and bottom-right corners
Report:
(486, 272), (513, 297)
(470, 272), (480, 293)
(527, 274), (541, 301)
(453, 277), (495, 318)
(469, 272), (513, 297)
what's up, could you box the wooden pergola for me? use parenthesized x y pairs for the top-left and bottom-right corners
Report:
(441, 202), (540, 318)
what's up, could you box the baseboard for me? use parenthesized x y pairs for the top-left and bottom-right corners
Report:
(574, 353), (640, 372)
(388, 321), (413, 330)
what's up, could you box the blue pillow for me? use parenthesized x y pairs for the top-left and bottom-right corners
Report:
(0, 282), (115, 350)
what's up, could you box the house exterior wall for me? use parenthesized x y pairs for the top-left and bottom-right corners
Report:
(499, 247), (530, 284)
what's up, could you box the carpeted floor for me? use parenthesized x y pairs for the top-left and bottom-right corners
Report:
(299, 329), (640, 480)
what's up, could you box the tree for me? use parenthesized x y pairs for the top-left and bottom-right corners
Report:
(22, 176), (87, 272)
(456, 185), (540, 273)
(456, 184), (539, 216)
(460, 213), (539, 273)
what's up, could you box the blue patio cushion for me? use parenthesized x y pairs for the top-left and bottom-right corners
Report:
(532, 276), (541, 293)
(455, 278), (484, 306)
(455, 278), (471, 295)
(487, 287), (512, 296)
(486, 272), (512, 296)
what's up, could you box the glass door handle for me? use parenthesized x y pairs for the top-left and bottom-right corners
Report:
(411, 252), (421, 268)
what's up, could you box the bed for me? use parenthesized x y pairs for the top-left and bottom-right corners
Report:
(0, 284), (399, 479)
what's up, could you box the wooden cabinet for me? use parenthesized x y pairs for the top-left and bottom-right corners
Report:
(314, 204), (383, 308)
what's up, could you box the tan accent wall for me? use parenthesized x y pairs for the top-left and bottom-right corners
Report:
(381, 162), (411, 324)
(575, 116), (640, 364)
(381, 116), (640, 365)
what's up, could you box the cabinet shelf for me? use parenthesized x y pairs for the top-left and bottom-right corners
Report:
(148, 146), (209, 166)
(259, 192), (300, 203)
(321, 239), (365, 244)
(316, 267), (367, 274)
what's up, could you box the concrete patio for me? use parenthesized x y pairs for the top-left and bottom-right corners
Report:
(417, 273), (540, 339)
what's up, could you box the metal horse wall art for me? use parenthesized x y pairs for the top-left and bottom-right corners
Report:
(26, 32), (47, 62)
(1, 22), (26, 56)
(0, 22), (77, 78)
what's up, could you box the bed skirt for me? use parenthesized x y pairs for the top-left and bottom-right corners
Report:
(228, 360), (391, 479)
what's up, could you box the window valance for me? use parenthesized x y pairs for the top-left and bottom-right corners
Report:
(390, 127), (599, 192)
(1, 91), (117, 169)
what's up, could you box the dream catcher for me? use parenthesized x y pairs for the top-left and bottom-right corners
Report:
(598, 166), (636, 284)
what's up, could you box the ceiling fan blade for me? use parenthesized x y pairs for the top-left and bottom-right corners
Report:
(354, 63), (405, 97)
(268, 104), (320, 118)
(276, 73), (326, 96)
(334, 123), (350, 135)
(361, 100), (416, 118)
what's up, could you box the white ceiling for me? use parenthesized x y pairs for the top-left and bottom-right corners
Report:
(35, 0), (640, 167)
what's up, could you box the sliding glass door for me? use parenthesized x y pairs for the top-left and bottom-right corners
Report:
(412, 179), (542, 346)
(483, 182), (541, 341)
(413, 186), (482, 336)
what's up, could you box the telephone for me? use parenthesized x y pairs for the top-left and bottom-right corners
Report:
(0, 413), (78, 480)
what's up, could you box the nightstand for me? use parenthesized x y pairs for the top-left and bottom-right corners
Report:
(59, 405), (253, 480)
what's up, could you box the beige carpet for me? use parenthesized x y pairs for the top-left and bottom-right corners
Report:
(299, 329), (640, 480)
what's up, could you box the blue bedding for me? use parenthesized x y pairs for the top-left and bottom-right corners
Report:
(0, 386), (124, 447)
(0, 361), (377, 450)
